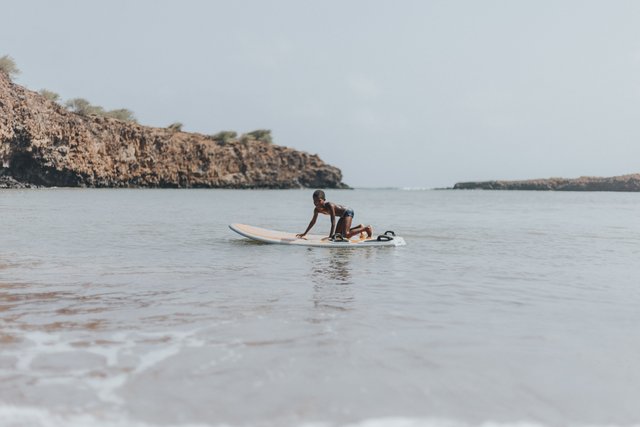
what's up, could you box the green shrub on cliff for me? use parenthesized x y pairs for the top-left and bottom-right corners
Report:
(0, 55), (20, 80)
(239, 134), (254, 144)
(104, 108), (137, 123)
(39, 89), (60, 103)
(64, 98), (137, 122)
(211, 131), (238, 143)
(168, 122), (183, 132)
(240, 129), (272, 144)
(243, 129), (273, 144)
(65, 98), (104, 116)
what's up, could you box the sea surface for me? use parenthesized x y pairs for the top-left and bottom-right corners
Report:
(1, 189), (639, 427)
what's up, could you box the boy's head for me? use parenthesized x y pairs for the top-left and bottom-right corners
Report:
(312, 190), (325, 206)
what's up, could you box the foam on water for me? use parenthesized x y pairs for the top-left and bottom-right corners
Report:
(1, 407), (638, 427)
(0, 405), (217, 427)
(1, 327), (214, 407)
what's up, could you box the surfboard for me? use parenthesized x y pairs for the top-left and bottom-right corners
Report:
(229, 223), (406, 247)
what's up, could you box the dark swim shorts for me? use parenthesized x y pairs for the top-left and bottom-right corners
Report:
(342, 208), (355, 218)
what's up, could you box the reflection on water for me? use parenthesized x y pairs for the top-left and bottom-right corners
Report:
(310, 249), (353, 285)
(307, 249), (355, 313)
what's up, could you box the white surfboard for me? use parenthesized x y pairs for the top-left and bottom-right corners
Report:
(229, 223), (406, 247)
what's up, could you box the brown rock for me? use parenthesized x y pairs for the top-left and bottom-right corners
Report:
(0, 73), (347, 189)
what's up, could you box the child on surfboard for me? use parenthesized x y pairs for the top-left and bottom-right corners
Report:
(296, 190), (373, 241)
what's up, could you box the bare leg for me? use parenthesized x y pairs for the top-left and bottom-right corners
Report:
(342, 216), (373, 239)
(345, 223), (373, 238)
(335, 217), (345, 236)
(341, 216), (353, 237)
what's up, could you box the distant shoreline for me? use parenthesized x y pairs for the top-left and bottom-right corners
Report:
(453, 174), (640, 192)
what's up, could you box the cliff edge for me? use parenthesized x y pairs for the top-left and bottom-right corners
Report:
(0, 73), (346, 189)
(453, 174), (640, 191)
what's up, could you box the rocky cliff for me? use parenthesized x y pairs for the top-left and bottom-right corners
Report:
(0, 73), (346, 189)
(453, 174), (640, 191)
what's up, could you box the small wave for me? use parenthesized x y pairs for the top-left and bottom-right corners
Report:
(332, 419), (546, 427)
(0, 405), (217, 427)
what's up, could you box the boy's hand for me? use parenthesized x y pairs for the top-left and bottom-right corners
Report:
(296, 233), (306, 239)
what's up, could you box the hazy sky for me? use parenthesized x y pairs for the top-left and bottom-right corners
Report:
(3, 0), (640, 188)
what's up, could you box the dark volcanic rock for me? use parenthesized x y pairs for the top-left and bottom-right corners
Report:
(453, 174), (640, 191)
(0, 173), (41, 189)
(0, 73), (347, 189)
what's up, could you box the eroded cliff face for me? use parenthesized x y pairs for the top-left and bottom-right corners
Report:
(0, 74), (346, 189)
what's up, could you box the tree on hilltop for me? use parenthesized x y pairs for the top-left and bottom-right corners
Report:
(241, 129), (272, 144)
(65, 98), (104, 116)
(104, 108), (137, 123)
(211, 131), (238, 143)
(167, 122), (183, 132)
(248, 129), (272, 143)
(0, 55), (20, 80)
(65, 98), (137, 123)
(39, 89), (61, 103)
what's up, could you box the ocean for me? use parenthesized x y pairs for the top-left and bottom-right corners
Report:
(1, 189), (639, 427)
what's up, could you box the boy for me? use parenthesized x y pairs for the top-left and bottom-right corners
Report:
(296, 190), (373, 240)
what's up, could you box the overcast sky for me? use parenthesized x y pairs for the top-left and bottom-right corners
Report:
(3, 0), (640, 188)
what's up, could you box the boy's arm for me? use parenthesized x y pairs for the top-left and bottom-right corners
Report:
(297, 209), (318, 238)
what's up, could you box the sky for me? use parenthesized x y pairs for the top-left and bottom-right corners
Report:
(2, 0), (640, 188)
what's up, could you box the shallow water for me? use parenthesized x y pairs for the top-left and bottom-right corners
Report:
(1, 189), (639, 427)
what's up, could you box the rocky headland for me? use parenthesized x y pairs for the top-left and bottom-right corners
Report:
(453, 174), (640, 191)
(0, 73), (346, 189)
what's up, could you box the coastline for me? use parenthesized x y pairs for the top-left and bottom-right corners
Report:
(453, 174), (640, 192)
